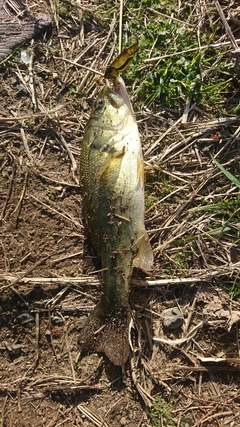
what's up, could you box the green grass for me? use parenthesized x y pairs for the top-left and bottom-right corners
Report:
(120, 0), (238, 114)
(150, 396), (175, 427)
(150, 396), (190, 427)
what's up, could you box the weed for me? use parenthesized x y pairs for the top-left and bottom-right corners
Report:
(122, 0), (238, 114)
(226, 272), (240, 299)
(150, 396), (175, 427)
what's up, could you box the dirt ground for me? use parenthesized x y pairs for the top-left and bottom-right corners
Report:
(1, 0), (240, 426)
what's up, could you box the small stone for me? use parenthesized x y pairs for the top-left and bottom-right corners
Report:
(10, 345), (22, 357)
(120, 417), (127, 426)
(51, 316), (64, 326)
(75, 316), (88, 331)
(162, 307), (184, 330)
(17, 313), (34, 326)
(21, 50), (30, 64)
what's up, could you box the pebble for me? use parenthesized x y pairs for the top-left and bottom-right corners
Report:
(17, 313), (34, 325)
(51, 316), (64, 326)
(120, 417), (127, 426)
(162, 307), (184, 330)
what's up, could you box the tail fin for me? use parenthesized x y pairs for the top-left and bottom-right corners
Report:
(78, 300), (131, 365)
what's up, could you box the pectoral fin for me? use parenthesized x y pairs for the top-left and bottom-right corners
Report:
(133, 232), (154, 271)
(94, 146), (125, 181)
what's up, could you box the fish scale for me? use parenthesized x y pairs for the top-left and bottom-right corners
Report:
(79, 76), (153, 365)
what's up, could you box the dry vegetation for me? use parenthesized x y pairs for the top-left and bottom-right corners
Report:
(0, 0), (240, 426)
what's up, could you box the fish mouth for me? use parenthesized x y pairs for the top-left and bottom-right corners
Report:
(111, 76), (134, 115)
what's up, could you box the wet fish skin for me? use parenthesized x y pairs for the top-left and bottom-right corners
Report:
(79, 76), (153, 365)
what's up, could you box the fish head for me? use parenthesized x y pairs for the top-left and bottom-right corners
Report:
(90, 76), (135, 129)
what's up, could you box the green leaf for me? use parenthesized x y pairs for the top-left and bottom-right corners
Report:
(212, 157), (240, 189)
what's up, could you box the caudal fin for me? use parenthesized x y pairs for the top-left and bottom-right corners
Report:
(78, 301), (131, 365)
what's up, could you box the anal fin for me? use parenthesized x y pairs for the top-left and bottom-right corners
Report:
(133, 232), (153, 271)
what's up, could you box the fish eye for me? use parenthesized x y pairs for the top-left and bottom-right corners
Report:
(96, 99), (105, 110)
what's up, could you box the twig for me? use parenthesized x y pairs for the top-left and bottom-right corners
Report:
(46, 308), (59, 362)
(0, 104), (69, 122)
(1, 395), (8, 427)
(119, 0), (124, 54)
(13, 171), (29, 227)
(144, 38), (240, 62)
(214, 1), (238, 50)
(192, 410), (233, 427)
(154, 320), (205, 346)
(20, 127), (33, 162)
(77, 404), (109, 427)
(34, 312), (40, 367)
(17, 387), (22, 413)
(51, 251), (83, 264)
(53, 130), (79, 184)
(130, 357), (154, 407)
(28, 47), (39, 111)
(144, 114), (184, 157)
(2, 264), (240, 288)
(64, 325), (76, 384)
(183, 287), (201, 336)
(30, 194), (82, 228)
(0, 154), (16, 222)
(33, 170), (79, 188)
(148, 8), (195, 28)
(53, 56), (104, 76)
(0, 254), (52, 294)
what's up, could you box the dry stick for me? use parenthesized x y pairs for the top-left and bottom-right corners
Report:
(183, 286), (201, 336)
(53, 130), (79, 184)
(146, 184), (188, 215)
(13, 171), (29, 226)
(54, 57), (103, 76)
(130, 357), (154, 407)
(28, 48), (39, 111)
(51, 251), (83, 265)
(154, 320), (205, 346)
(34, 170), (79, 188)
(35, 312), (40, 366)
(64, 327), (76, 385)
(81, 17), (117, 94)
(0, 269), (235, 287)
(214, 1), (238, 50)
(148, 7), (195, 28)
(102, 397), (124, 426)
(20, 127), (34, 162)
(30, 194), (82, 229)
(0, 254), (52, 294)
(192, 410), (233, 427)
(47, 308), (59, 362)
(0, 157), (16, 221)
(1, 395), (8, 427)
(153, 178), (211, 253)
(215, 0), (240, 78)
(145, 113), (190, 157)
(119, 0), (124, 54)
(17, 387), (22, 413)
(144, 38), (240, 62)
(77, 404), (109, 427)
(147, 130), (199, 164)
(0, 104), (69, 123)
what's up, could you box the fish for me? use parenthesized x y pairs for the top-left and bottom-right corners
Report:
(104, 42), (139, 79)
(79, 76), (153, 365)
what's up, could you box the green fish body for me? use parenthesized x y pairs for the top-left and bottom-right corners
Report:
(79, 76), (153, 365)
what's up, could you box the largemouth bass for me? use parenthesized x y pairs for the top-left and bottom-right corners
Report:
(79, 76), (153, 365)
